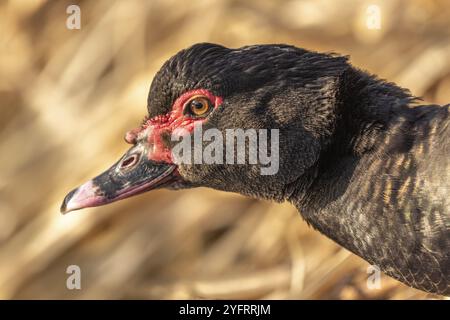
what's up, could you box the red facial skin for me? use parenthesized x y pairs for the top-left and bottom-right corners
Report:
(61, 89), (223, 214)
(125, 89), (223, 163)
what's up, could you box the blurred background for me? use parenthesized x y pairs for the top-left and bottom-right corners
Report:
(0, 0), (449, 299)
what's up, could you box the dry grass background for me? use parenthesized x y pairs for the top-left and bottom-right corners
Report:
(0, 0), (449, 300)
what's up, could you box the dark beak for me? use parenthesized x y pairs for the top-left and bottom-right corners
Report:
(60, 145), (178, 214)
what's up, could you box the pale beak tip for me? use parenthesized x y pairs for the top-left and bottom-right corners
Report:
(60, 188), (77, 214)
(60, 205), (68, 215)
(60, 180), (104, 215)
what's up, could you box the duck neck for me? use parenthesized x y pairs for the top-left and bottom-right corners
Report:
(282, 67), (450, 296)
(286, 68), (415, 257)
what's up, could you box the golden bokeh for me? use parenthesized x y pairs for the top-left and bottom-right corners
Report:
(0, 0), (449, 299)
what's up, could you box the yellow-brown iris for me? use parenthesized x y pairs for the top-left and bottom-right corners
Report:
(187, 96), (211, 116)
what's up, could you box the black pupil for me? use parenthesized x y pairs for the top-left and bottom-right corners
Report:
(192, 99), (205, 110)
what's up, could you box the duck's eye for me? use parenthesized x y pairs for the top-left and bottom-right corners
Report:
(186, 96), (212, 117)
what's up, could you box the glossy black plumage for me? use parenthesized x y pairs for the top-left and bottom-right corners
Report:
(146, 43), (449, 295)
(62, 43), (449, 295)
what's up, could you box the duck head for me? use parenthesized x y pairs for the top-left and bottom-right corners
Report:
(61, 43), (349, 213)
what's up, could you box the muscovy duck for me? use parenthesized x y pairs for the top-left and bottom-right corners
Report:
(61, 43), (449, 295)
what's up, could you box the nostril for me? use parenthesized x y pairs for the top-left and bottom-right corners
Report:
(120, 154), (139, 169)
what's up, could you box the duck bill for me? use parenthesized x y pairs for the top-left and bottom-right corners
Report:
(60, 147), (178, 214)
